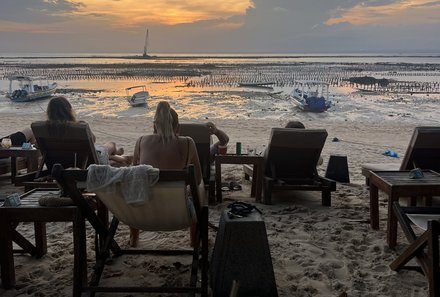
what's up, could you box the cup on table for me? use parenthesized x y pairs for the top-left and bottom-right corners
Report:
(218, 145), (228, 155)
(1, 138), (12, 148)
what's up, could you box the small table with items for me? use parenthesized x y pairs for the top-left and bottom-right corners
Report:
(368, 170), (440, 248)
(0, 188), (87, 295)
(0, 146), (40, 182)
(215, 154), (264, 203)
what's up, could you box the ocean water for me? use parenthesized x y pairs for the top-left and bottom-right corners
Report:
(0, 53), (439, 123)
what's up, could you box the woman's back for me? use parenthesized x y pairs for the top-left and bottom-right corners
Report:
(134, 134), (194, 170)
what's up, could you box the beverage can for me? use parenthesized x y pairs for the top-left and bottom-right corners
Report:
(236, 142), (242, 155)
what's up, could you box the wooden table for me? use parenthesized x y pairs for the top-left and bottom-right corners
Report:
(215, 154), (264, 203)
(0, 146), (40, 182)
(368, 170), (440, 248)
(0, 189), (84, 296)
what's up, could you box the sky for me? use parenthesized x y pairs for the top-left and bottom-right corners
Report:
(0, 0), (439, 54)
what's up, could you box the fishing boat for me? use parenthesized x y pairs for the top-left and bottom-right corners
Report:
(6, 76), (57, 102)
(290, 81), (332, 112)
(125, 85), (148, 106)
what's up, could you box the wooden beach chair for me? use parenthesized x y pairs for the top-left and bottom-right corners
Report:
(52, 163), (209, 297)
(15, 121), (100, 191)
(390, 202), (440, 297)
(179, 123), (216, 203)
(361, 126), (440, 185)
(262, 128), (336, 205)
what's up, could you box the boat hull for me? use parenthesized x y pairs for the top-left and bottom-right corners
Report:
(7, 84), (57, 102)
(127, 91), (148, 106)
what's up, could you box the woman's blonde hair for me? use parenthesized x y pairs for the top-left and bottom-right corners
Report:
(154, 101), (175, 143)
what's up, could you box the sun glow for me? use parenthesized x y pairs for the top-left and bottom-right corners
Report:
(326, 0), (440, 26)
(55, 0), (254, 27)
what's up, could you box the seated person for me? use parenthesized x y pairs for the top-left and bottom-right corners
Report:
(1, 127), (36, 147)
(262, 120), (323, 166)
(45, 96), (131, 166)
(206, 122), (229, 162)
(132, 101), (204, 247)
(283, 120), (323, 166)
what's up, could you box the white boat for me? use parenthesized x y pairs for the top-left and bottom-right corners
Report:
(6, 76), (57, 102)
(125, 85), (148, 106)
(290, 81), (332, 112)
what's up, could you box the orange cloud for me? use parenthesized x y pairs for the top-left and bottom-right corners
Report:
(326, 0), (440, 26)
(0, 20), (61, 33)
(55, 0), (254, 27)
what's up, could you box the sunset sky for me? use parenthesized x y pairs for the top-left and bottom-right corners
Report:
(1, 0), (439, 53)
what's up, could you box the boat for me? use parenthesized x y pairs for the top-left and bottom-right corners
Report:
(290, 81), (332, 112)
(6, 76), (57, 102)
(125, 85), (148, 106)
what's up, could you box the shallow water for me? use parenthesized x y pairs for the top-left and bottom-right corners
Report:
(0, 54), (439, 124)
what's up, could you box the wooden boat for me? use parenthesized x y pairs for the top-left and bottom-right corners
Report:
(6, 76), (57, 102)
(125, 85), (148, 106)
(290, 81), (332, 112)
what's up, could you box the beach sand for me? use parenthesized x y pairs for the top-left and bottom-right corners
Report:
(0, 110), (432, 297)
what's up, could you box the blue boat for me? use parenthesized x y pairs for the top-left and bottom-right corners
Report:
(290, 81), (332, 112)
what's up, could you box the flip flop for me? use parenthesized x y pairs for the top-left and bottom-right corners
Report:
(230, 181), (242, 191)
(221, 182), (231, 191)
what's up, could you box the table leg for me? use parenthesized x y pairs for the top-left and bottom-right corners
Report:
(387, 193), (399, 248)
(369, 183), (379, 230)
(0, 217), (16, 289)
(255, 161), (262, 202)
(10, 156), (17, 183)
(73, 211), (87, 297)
(34, 222), (47, 258)
(215, 160), (222, 203)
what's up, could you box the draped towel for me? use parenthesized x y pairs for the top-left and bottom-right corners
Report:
(87, 164), (160, 205)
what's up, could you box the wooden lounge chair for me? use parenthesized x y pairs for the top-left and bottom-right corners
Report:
(362, 126), (440, 185)
(390, 202), (440, 297)
(52, 163), (209, 297)
(263, 128), (336, 206)
(15, 121), (100, 191)
(179, 123), (216, 203)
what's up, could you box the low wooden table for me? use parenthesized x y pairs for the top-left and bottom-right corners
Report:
(0, 146), (40, 182)
(368, 170), (440, 248)
(215, 154), (264, 203)
(0, 189), (84, 295)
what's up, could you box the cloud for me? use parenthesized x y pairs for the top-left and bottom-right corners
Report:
(0, 20), (61, 33)
(50, 0), (254, 27)
(326, 0), (440, 26)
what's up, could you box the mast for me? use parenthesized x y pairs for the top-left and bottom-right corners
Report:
(143, 29), (149, 57)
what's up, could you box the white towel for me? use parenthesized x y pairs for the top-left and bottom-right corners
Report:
(87, 164), (160, 205)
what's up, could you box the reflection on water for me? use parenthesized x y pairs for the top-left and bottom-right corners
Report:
(0, 54), (439, 123)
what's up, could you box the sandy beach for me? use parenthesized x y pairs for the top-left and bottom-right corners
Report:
(1, 54), (439, 296)
(0, 110), (433, 296)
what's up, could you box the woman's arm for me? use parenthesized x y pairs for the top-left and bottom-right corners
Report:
(132, 137), (141, 166)
(188, 138), (202, 185)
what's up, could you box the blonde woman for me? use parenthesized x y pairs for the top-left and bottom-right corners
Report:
(132, 101), (204, 246)
(133, 101), (202, 183)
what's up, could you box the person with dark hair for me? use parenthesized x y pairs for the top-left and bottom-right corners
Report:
(284, 121), (306, 129)
(45, 96), (130, 165)
(206, 122), (229, 161)
(1, 127), (35, 147)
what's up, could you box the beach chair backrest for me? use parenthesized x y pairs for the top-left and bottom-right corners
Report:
(179, 123), (211, 180)
(96, 180), (191, 231)
(400, 126), (440, 171)
(90, 165), (197, 231)
(31, 121), (99, 173)
(265, 128), (328, 179)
